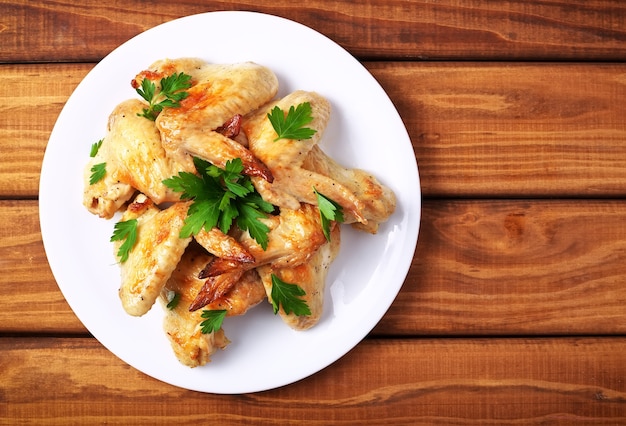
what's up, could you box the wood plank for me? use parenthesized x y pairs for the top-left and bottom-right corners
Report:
(1, 1), (625, 62)
(370, 62), (626, 197)
(0, 63), (92, 197)
(3, 62), (626, 198)
(376, 199), (626, 336)
(4, 200), (626, 336)
(0, 200), (84, 333)
(1, 336), (625, 424)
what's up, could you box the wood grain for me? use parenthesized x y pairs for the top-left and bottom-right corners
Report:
(3, 2), (626, 422)
(0, 200), (84, 333)
(0, 63), (92, 197)
(3, 62), (626, 198)
(5, 200), (626, 336)
(1, 0), (625, 62)
(370, 62), (626, 197)
(2, 337), (625, 424)
(378, 200), (626, 336)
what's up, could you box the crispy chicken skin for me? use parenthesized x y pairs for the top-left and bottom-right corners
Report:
(246, 91), (330, 169)
(302, 146), (396, 233)
(161, 301), (229, 368)
(193, 227), (254, 264)
(244, 90), (334, 211)
(257, 223), (341, 330)
(189, 268), (246, 312)
(83, 99), (190, 218)
(131, 57), (206, 85)
(134, 58), (279, 181)
(244, 90), (396, 231)
(212, 204), (328, 272)
(204, 268), (266, 315)
(115, 194), (192, 316)
(167, 243), (266, 317)
(191, 204), (328, 310)
(161, 243), (265, 367)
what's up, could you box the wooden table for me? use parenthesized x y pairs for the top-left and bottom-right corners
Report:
(2, 1), (626, 423)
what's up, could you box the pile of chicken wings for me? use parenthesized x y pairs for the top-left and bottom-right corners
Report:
(82, 58), (395, 367)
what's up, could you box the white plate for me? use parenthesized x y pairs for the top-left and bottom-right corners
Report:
(39, 11), (420, 394)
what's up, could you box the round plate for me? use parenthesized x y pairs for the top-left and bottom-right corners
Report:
(39, 11), (420, 394)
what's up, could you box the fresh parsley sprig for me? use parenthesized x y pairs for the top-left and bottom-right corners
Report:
(163, 157), (275, 249)
(136, 72), (192, 121)
(313, 188), (344, 241)
(89, 162), (106, 185)
(267, 102), (317, 141)
(110, 218), (138, 263)
(88, 139), (106, 185)
(200, 309), (227, 334)
(270, 274), (311, 316)
(89, 139), (103, 157)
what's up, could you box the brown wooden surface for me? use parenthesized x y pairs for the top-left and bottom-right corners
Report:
(3, 199), (626, 337)
(2, 0), (626, 62)
(2, 0), (626, 423)
(3, 337), (626, 424)
(5, 62), (626, 198)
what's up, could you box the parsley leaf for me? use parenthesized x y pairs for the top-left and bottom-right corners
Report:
(162, 171), (210, 200)
(163, 157), (274, 249)
(160, 72), (192, 100)
(110, 219), (138, 263)
(90, 139), (103, 157)
(200, 309), (227, 334)
(89, 162), (106, 185)
(136, 72), (192, 121)
(314, 188), (344, 241)
(166, 291), (180, 310)
(207, 159), (254, 198)
(180, 196), (221, 237)
(237, 201), (271, 250)
(267, 102), (317, 141)
(270, 274), (311, 316)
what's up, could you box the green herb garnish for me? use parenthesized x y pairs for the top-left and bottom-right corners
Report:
(270, 274), (311, 316)
(136, 72), (192, 120)
(313, 188), (344, 241)
(166, 291), (181, 310)
(163, 157), (274, 249)
(89, 162), (107, 185)
(90, 139), (103, 157)
(110, 219), (138, 263)
(267, 102), (317, 141)
(200, 309), (227, 334)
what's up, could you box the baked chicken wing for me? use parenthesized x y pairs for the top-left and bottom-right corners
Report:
(244, 90), (396, 232)
(302, 145), (396, 233)
(257, 222), (340, 330)
(83, 99), (192, 219)
(133, 58), (279, 181)
(115, 194), (192, 316)
(161, 243), (265, 367)
(193, 227), (254, 264)
(190, 203), (328, 310)
(81, 58), (392, 366)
